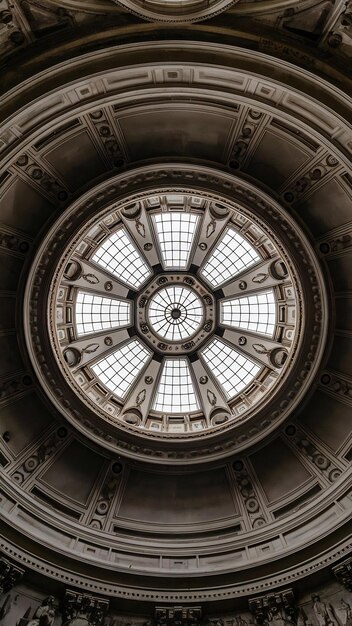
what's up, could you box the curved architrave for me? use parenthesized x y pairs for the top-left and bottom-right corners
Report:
(4, 0), (324, 17)
(0, 41), (351, 127)
(0, 467), (351, 599)
(110, 0), (238, 23)
(0, 48), (351, 211)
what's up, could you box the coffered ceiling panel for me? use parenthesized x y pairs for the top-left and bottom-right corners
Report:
(246, 131), (311, 189)
(298, 179), (352, 236)
(249, 438), (313, 503)
(327, 255), (352, 291)
(0, 177), (55, 235)
(118, 109), (234, 163)
(328, 336), (352, 376)
(40, 440), (106, 505)
(0, 335), (23, 378)
(0, 394), (54, 457)
(117, 468), (238, 524)
(0, 295), (16, 333)
(298, 391), (352, 453)
(44, 130), (107, 191)
(336, 296), (352, 332)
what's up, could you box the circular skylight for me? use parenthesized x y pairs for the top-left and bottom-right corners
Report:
(148, 286), (203, 341)
(46, 188), (301, 436)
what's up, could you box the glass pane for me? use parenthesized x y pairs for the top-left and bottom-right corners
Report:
(220, 290), (276, 337)
(201, 337), (261, 398)
(91, 339), (151, 398)
(152, 212), (199, 269)
(153, 358), (199, 413)
(75, 291), (131, 336)
(201, 227), (260, 287)
(148, 286), (203, 341)
(92, 229), (151, 288)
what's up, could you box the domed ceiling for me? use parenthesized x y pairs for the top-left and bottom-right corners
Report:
(25, 169), (327, 455)
(0, 0), (351, 618)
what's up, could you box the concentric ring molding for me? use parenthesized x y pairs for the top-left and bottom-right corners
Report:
(1, 43), (351, 182)
(47, 187), (300, 436)
(1, 32), (351, 606)
(0, 467), (351, 598)
(4, 0), (323, 17)
(24, 163), (329, 463)
(110, 0), (238, 23)
(2, 537), (351, 602)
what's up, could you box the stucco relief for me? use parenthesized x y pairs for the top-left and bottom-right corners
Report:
(1, 579), (352, 626)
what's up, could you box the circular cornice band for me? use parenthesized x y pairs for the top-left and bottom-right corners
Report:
(24, 163), (329, 463)
(111, 0), (238, 22)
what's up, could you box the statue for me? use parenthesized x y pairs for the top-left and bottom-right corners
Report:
(62, 590), (109, 625)
(311, 595), (338, 626)
(267, 605), (294, 626)
(63, 613), (90, 626)
(339, 599), (352, 626)
(63, 605), (106, 625)
(27, 596), (55, 626)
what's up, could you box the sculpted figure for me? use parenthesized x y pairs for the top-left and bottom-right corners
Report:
(339, 599), (352, 626)
(64, 607), (105, 625)
(267, 605), (293, 626)
(27, 596), (55, 626)
(312, 595), (338, 626)
(63, 611), (90, 626)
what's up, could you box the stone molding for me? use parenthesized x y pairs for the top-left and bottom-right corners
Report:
(112, 0), (237, 22)
(0, 556), (25, 596)
(0, 463), (350, 582)
(23, 164), (328, 463)
(155, 607), (202, 626)
(248, 589), (297, 626)
(62, 590), (109, 625)
(0, 535), (351, 602)
(0, 43), (351, 161)
(333, 556), (352, 591)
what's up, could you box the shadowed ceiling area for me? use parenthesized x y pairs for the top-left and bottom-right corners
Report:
(0, 1), (351, 624)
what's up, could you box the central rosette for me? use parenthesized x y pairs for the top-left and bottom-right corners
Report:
(136, 273), (215, 355)
(148, 285), (204, 341)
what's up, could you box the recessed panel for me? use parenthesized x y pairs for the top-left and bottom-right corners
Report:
(40, 440), (105, 505)
(0, 334), (24, 377)
(119, 110), (232, 162)
(327, 254), (352, 291)
(250, 438), (312, 503)
(44, 130), (106, 191)
(300, 179), (352, 236)
(0, 394), (53, 456)
(0, 178), (54, 234)
(336, 296), (352, 332)
(248, 131), (310, 189)
(0, 252), (25, 290)
(118, 468), (237, 524)
(328, 336), (352, 377)
(299, 391), (352, 452)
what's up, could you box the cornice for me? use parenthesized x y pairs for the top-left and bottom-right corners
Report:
(0, 41), (351, 118)
(0, 530), (351, 602)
